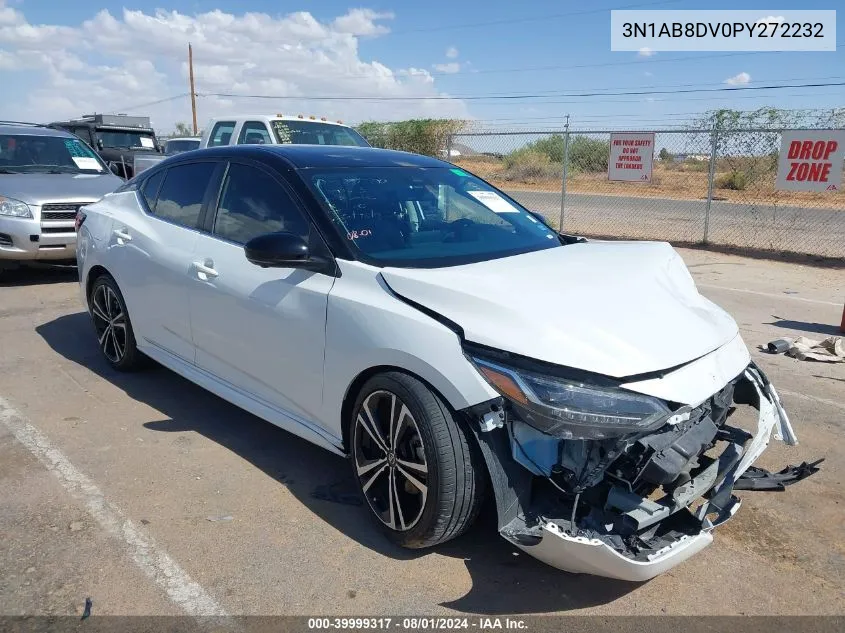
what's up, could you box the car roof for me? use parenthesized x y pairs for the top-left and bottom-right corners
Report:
(166, 137), (201, 142)
(257, 145), (449, 169)
(207, 114), (350, 127)
(160, 145), (450, 171)
(0, 123), (74, 137)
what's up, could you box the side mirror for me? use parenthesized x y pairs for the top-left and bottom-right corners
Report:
(109, 163), (121, 176)
(527, 210), (554, 229)
(244, 232), (310, 268)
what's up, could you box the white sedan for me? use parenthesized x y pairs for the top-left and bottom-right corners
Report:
(74, 144), (818, 581)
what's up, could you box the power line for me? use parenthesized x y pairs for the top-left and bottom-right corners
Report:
(201, 81), (845, 103)
(389, 0), (681, 34)
(111, 93), (188, 113)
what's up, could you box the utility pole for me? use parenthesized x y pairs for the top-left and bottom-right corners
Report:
(188, 43), (198, 135)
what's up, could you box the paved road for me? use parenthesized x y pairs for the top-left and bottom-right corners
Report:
(505, 190), (845, 258)
(0, 256), (843, 617)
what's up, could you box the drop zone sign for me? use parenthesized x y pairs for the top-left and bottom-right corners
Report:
(776, 130), (845, 192)
(608, 132), (655, 182)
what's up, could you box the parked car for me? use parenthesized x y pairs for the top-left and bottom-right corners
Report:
(48, 114), (163, 179)
(75, 145), (817, 581)
(164, 137), (201, 155)
(199, 114), (370, 149)
(0, 122), (123, 272)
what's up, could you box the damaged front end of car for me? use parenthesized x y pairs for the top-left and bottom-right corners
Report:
(461, 344), (821, 582)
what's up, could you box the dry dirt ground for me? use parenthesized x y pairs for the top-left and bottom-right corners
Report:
(457, 157), (845, 210)
(0, 251), (843, 617)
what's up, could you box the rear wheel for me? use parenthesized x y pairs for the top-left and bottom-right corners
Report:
(350, 372), (485, 548)
(89, 275), (144, 371)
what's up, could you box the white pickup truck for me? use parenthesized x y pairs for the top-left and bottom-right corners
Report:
(133, 115), (369, 176)
(199, 114), (370, 149)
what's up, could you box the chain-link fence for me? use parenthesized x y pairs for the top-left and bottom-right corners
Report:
(446, 128), (845, 259)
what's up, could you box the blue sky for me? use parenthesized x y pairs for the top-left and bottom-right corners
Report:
(1, 0), (842, 131)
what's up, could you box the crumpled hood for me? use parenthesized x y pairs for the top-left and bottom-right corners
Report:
(380, 241), (739, 378)
(1, 173), (122, 205)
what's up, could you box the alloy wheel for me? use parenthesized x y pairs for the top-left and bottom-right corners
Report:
(354, 390), (429, 531)
(91, 284), (127, 364)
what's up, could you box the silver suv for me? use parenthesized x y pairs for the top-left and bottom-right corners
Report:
(0, 122), (123, 271)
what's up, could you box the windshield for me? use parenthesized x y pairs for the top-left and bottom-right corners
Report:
(165, 139), (200, 154)
(0, 134), (106, 174)
(308, 167), (560, 267)
(271, 121), (369, 147)
(97, 129), (157, 150)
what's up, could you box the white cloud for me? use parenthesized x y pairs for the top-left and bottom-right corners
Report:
(644, 71), (653, 77)
(331, 8), (394, 36)
(0, 7), (467, 130)
(637, 47), (655, 57)
(724, 72), (751, 86)
(446, 46), (458, 59)
(756, 15), (785, 25)
(433, 62), (460, 74)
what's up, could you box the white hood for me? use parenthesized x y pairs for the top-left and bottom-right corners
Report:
(380, 241), (739, 378)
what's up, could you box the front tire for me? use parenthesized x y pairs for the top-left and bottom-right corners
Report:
(89, 274), (144, 371)
(350, 372), (485, 549)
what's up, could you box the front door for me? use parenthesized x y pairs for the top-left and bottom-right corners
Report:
(188, 161), (335, 428)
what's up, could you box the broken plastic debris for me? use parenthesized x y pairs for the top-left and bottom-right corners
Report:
(766, 336), (844, 363)
(81, 597), (92, 620)
(206, 515), (233, 522)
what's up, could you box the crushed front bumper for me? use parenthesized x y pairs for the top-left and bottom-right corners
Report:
(471, 364), (818, 582)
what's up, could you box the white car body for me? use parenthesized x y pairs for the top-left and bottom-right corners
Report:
(75, 145), (811, 582)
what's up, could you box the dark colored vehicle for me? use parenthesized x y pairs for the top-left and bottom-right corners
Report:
(48, 114), (163, 179)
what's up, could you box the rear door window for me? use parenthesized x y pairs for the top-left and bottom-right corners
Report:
(237, 121), (273, 145)
(207, 121), (236, 147)
(152, 163), (216, 228)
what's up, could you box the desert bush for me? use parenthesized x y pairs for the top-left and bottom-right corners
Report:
(716, 170), (747, 190)
(568, 136), (610, 173)
(499, 150), (561, 182)
(355, 119), (464, 157)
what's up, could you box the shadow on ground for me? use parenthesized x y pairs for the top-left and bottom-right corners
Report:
(0, 265), (78, 287)
(36, 312), (638, 615)
(767, 318), (842, 337)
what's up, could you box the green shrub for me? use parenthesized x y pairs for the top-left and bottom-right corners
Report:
(716, 170), (747, 190)
(354, 119), (464, 157)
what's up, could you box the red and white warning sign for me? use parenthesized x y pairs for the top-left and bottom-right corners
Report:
(776, 130), (845, 192)
(608, 132), (655, 182)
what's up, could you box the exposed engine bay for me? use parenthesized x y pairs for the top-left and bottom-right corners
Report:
(463, 362), (821, 580)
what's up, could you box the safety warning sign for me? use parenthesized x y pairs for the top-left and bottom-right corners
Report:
(608, 132), (655, 182)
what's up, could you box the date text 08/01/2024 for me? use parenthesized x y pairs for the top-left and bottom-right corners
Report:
(307, 617), (528, 630)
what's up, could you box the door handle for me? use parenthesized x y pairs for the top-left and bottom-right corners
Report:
(191, 260), (219, 279)
(113, 228), (132, 242)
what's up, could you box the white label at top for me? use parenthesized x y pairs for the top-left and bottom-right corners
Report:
(468, 190), (519, 213)
(611, 10), (836, 52)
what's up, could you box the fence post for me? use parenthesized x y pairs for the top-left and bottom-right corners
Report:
(445, 134), (453, 163)
(703, 122), (719, 244)
(559, 129), (571, 231)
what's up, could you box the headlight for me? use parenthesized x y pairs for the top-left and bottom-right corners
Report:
(469, 356), (670, 439)
(0, 196), (32, 218)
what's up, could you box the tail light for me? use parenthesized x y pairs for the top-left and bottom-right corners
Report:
(75, 210), (87, 232)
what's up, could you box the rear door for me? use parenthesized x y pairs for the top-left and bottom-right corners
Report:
(188, 160), (335, 427)
(110, 160), (220, 363)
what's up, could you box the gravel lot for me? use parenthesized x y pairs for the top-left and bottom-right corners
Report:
(1, 249), (843, 617)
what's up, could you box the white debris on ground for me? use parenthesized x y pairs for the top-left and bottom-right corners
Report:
(768, 336), (845, 363)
